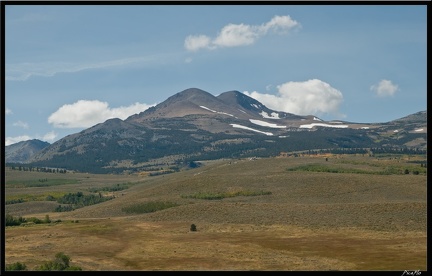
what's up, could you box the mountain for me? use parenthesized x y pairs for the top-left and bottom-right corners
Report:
(25, 88), (427, 173)
(387, 110), (427, 126)
(126, 88), (308, 134)
(5, 139), (50, 163)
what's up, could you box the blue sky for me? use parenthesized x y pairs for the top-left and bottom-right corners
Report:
(4, 4), (427, 146)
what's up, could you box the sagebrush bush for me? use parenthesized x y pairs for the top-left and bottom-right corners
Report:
(122, 201), (179, 214)
(6, 262), (27, 271)
(181, 190), (271, 200)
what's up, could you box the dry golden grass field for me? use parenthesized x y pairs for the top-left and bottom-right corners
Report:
(4, 154), (427, 271)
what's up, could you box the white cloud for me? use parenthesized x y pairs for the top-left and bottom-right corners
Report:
(184, 35), (213, 51)
(13, 120), (29, 129)
(370, 79), (399, 97)
(213, 23), (259, 48)
(261, 15), (300, 33)
(244, 79), (345, 118)
(6, 108), (13, 115)
(6, 55), (160, 81)
(48, 100), (155, 128)
(5, 131), (58, 146)
(42, 131), (58, 142)
(5, 135), (32, 146)
(185, 15), (300, 51)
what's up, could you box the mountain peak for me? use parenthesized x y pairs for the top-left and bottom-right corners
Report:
(177, 87), (211, 96)
(126, 88), (224, 122)
(166, 88), (217, 104)
(217, 90), (263, 108)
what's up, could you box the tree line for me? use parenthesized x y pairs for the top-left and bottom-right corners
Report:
(54, 192), (114, 212)
(8, 165), (67, 173)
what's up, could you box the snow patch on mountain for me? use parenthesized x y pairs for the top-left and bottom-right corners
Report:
(260, 111), (280, 119)
(251, 104), (262, 109)
(299, 123), (349, 129)
(230, 124), (274, 136)
(200, 106), (236, 117)
(249, 119), (286, 129)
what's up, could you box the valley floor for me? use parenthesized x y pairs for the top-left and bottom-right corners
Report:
(5, 219), (426, 271)
(5, 155), (427, 271)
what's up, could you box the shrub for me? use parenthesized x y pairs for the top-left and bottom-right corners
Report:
(190, 224), (197, 231)
(6, 262), (27, 271)
(5, 198), (24, 205)
(65, 266), (83, 271)
(55, 204), (74, 212)
(181, 190), (271, 200)
(6, 214), (54, 226)
(45, 195), (56, 201)
(5, 213), (26, 226)
(27, 217), (42, 224)
(88, 182), (131, 193)
(122, 201), (179, 214)
(7, 253), (82, 271)
(36, 252), (81, 271)
(55, 192), (114, 211)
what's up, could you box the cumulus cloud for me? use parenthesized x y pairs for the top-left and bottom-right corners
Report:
(184, 15), (300, 51)
(261, 15), (299, 33)
(244, 79), (345, 118)
(48, 100), (155, 128)
(370, 79), (399, 97)
(13, 120), (29, 129)
(6, 108), (13, 115)
(213, 23), (259, 48)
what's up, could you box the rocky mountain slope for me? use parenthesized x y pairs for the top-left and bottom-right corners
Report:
(12, 88), (426, 173)
(5, 139), (50, 163)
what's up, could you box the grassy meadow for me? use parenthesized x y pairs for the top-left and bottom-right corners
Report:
(4, 153), (427, 271)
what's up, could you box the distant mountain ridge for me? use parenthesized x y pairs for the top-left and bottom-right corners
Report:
(6, 88), (426, 173)
(390, 110), (427, 124)
(5, 139), (50, 163)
